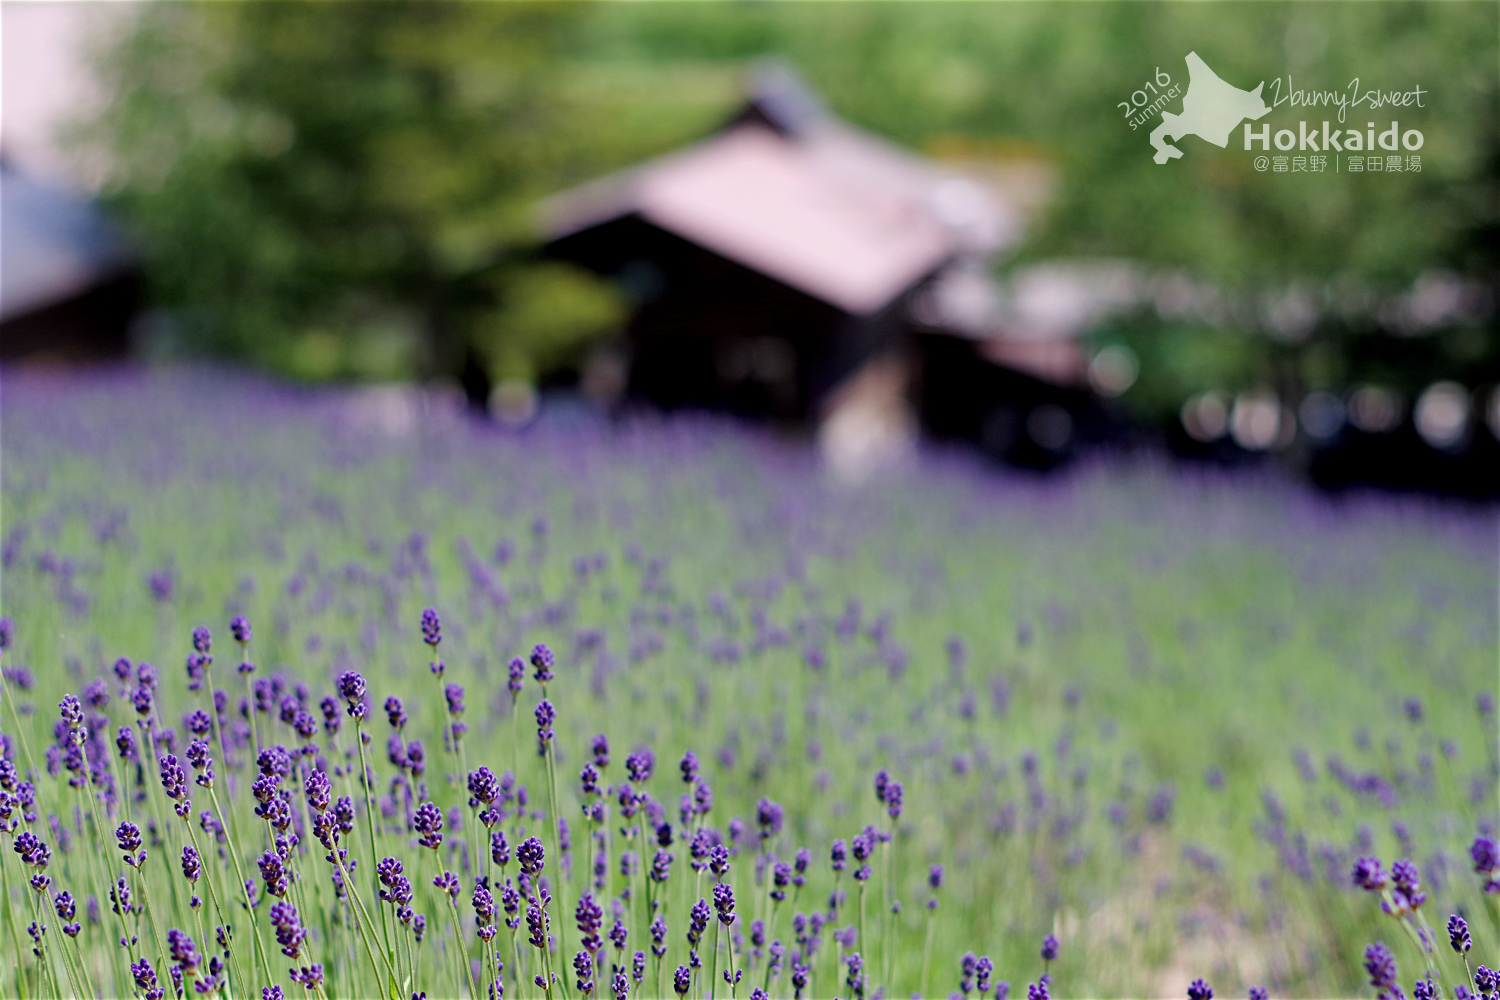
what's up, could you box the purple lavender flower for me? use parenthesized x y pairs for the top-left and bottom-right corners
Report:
(59, 694), (84, 734)
(259, 851), (289, 898)
(688, 898), (710, 947)
(159, 754), (190, 816)
(1042, 934), (1060, 962)
(576, 892), (604, 952)
(680, 751), (699, 784)
(468, 766), (499, 810)
(1450, 914), (1472, 953)
(886, 781), (904, 821)
(336, 671), (366, 719)
(131, 958), (158, 994)
(433, 870), (461, 903)
(270, 901), (308, 959)
(674, 966), (690, 997)
(650, 915), (667, 958)
(305, 769), (331, 813)
(535, 700), (556, 745)
(230, 616), (251, 645)
(168, 927), (201, 973)
(421, 608), (442, 648)
(712, 881), (735, 925)
(444, 683), (465, 717)
(831, 839), (847, 873)
(184, 710), (212, 739)
(186, 740), (215, 788)
(709, 844), (730, 879)
(612, 970), (629, 1000)
(771, 861), (791, 901)
(1353, 857), (1390, 892)
(530, 644), (555, 684)
(1477, 967), (1499, 995)
(1471, 837), (1500, 892)
(384, 696), (407, 731)
(116, 821), (145, 864)
(1248, 988), (1268, 1000)
(492, 830), (511, 868)
(526, 897), (548, 950)
(318, 696), (340, 736)
(977, 955), (993, 994)
(1187, 980), (1212, 1000)
(1028, 982), (1049, 1000)
(845, 951), (865, 998)
(626, 749), (654, 784)
(1364, 942), (1397, 991)
(756, 798), (784, 841)
(508, 658), (525, 699)
(517, 836), (545, 877)
(592, 734), (610, 769)
(289, 964), (324, 990)
(181, 845), (201, 882)
(574, 949), (595, 994)
(1385, 859), (1427, 914)
(414, 802), (444, 850)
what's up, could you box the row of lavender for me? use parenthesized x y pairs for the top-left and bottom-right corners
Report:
(0, 367), (1495, 996)
(0, 609), (1082, 1000)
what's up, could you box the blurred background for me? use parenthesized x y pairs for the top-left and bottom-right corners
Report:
(3, 0), (1497, 493)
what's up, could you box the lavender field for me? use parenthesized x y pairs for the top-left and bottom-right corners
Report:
(0, 368), (1496, 1000)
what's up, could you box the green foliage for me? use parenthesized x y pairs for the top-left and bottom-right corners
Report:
(81, 1), (1496, 404)
(83, 1), (625, 383)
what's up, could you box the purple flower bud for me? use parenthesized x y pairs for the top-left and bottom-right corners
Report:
(1450, 913), (1472, 953)
(1352, 857), (1389, 892)
(229, 616), (251, 645)
(181, 845), (202, 882)
(508, 658), (525, 698)
(530, 644), (555, 684)
(413, 802), (444, 850)
(517, 836), (545, 877)
(336, 672), (365, 712)
(444, 683), (465, 717)
(535, 700), (556, 744)
(1363, 942), (1397, 991)
(492, 830), (511, 867)
(1187, 979), (1212, 1000)
(712, 881), (735, 925)
(420, 608), (442, 647)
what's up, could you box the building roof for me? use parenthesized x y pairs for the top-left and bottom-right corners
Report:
(0, 159), (133, 322)
(541, 63), (1017, 317)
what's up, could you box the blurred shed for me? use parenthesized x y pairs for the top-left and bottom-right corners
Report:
(0, 160), (138, 364)
(541, 64), (1031, 449)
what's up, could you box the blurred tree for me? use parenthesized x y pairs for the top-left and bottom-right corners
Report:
(80, 1), (631, 396)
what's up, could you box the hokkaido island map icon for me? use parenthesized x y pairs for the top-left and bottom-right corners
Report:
(1150, 52), (1271, 163)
